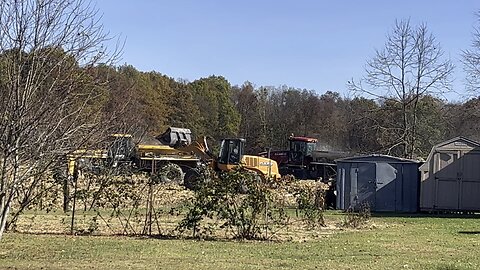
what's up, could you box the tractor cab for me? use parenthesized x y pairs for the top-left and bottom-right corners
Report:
(217, 138), (281, 179)
(107, 134), (135, 164)
(288, 136), (317, 165)
(218, 138), (245, 166)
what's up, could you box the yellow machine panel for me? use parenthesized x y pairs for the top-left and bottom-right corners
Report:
(242, 155), (281, 179)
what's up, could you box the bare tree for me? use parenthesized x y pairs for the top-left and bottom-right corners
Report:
(349, 19), (453, 158)
(0, 0), (120, 240)
(463, 11), (480, 93)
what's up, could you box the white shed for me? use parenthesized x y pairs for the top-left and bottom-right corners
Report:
(419, 137), (480, 212)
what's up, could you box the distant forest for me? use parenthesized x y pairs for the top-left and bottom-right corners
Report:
(92, 64), (479, 159)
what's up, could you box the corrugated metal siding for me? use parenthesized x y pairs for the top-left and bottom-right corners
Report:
(336, 155), (419, 213)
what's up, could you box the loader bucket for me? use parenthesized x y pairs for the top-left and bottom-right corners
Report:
(156, 127), (192, 147)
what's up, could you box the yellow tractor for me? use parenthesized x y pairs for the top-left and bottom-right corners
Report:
(180, 135), (281, 189)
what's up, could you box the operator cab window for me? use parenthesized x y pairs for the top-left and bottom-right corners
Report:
(218, 139), (244, 164)
(306, 142), (316, 156)
(291, 141), (306, 153)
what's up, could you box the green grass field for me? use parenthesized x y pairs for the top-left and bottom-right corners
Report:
(1, 212), (479, 270)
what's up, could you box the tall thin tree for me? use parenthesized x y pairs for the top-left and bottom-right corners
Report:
(463, 11), (480, 93)
(0, 0), (120, 240)
(349, 19), (453, 158)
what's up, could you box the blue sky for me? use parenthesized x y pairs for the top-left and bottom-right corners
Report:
(95, 1), (480, 100)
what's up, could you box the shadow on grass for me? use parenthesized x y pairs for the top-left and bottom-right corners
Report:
(8, 230), (284, 243)
(7, 231), (244, 242)
(436, 265), (463, 270)
(8, 230), (180, 240)
(458, 231), (480, 235)
(369, 212), (480, 219)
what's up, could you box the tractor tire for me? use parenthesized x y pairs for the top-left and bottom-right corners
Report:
(184, 166), (211, 190)
(184, 169), (201, 190)
(159, 163), (184, 184)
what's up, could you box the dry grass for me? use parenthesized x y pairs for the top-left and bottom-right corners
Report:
(10, 181), (338, 241)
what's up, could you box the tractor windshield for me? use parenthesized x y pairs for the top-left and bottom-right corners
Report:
(290, 141), (316, 156)
(107, 135), (134, 161)
(218, 139), (244, 165)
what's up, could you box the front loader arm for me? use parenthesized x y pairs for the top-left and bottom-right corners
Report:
(177, 136), (215, 162)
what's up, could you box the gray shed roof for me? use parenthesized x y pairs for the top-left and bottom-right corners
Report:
(419, 136), (480, 171)
(336, 154), (419, 164)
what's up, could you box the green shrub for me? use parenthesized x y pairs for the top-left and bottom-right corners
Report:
(178, 168), (287, 240)
(293, 182), (326, 228)
(342, 202), (371, 228)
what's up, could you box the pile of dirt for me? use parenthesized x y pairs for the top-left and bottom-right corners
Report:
(153, 184), (194, 206)
(270, 179), (331, 206)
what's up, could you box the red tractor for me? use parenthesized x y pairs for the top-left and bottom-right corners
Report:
(262, 135), (348, 181)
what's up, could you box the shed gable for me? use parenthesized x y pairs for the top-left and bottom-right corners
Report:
(435, 137), (480, 152)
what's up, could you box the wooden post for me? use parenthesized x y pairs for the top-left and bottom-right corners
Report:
(70, 167), (79, 235)
(63, 173), (70, 212)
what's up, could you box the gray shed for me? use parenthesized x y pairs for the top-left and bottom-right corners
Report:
(336, 155), (420, 212)
(419, 137), (480, 212)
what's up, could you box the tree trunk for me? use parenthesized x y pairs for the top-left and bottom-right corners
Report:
(0, 200), (11, 240)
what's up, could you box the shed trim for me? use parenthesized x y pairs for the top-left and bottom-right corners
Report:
(336, 154), (419, 164)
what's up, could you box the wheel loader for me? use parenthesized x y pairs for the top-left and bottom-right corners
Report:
(179, 135), (281, 189)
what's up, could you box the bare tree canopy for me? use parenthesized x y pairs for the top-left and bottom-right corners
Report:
(463, 11), (480, 93)
(0, 0), (119, 240)
(349, 19), (454, 158)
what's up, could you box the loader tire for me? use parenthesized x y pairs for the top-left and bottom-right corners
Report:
(184, 169), (201, 190)
(184, 166), (211, 190)
(159, 163), (184, 184)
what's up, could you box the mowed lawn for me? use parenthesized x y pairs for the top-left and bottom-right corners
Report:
(1, 213), (479, 270)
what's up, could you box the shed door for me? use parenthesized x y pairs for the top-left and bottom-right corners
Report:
(375, 163), (397, 211)
(435, 152), (460, 210)
(460, 152), (480, 210)
(354, 163), (376, 209)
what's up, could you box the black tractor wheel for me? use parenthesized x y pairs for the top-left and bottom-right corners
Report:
(183, 169), (201, 190)
(184, 165), (212, 190)
(158, 163), (184, 184)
